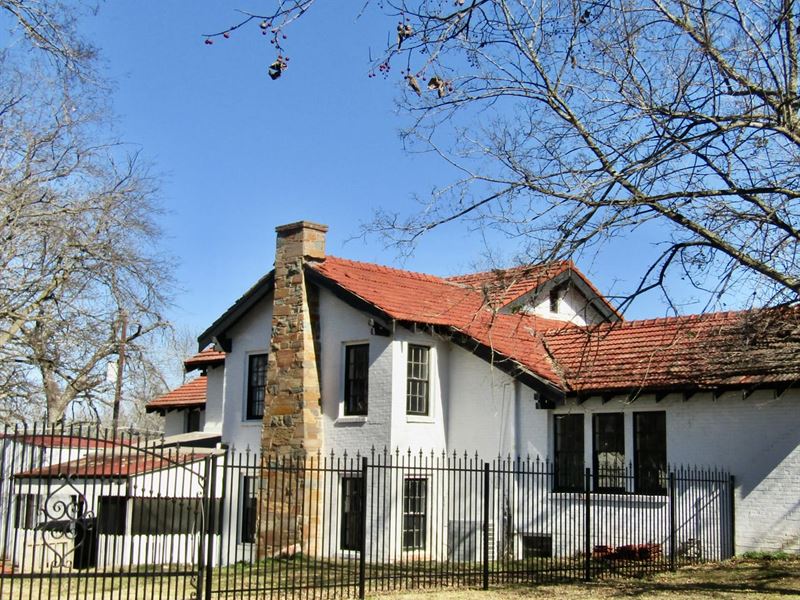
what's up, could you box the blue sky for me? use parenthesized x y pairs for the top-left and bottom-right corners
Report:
(77, 2), (691, 339)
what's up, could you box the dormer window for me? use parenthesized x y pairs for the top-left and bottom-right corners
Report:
(549, 287), (561, 313)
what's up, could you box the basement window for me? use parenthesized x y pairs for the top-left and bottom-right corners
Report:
(522, 533), (553, 558)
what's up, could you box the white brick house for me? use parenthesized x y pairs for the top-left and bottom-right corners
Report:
(148, 220), (800, 554)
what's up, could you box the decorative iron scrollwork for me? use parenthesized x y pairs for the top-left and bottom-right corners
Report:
(38, 474), (95, 569)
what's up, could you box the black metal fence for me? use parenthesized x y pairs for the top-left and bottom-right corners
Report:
(0, 424), (735, 599)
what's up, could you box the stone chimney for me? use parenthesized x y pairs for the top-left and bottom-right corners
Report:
(262, 221), (327, 456)
(258, 221), (327, 559)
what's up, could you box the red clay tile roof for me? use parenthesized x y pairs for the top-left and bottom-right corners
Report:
(146, 376), (207, 413)
(15, 449), (207, 479)
(448, 262), (572, 307)
(310, 257), (800, 397)
(543, 308), (800, 395)
(184, 348), (226, 372)
(310, 257), (572, 388)
(447, 261), (621, 319)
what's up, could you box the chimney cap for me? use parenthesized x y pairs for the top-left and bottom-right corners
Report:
(275, 221), (329, 234)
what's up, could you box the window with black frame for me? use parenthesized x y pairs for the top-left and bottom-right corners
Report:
(340, 476), (364, 550)
(402, 478), (427, 550)
(554, 414), (584, 491)
(406, 345), (430, 415)
(246, 353), (268, 420)
(240, 476), (258, 543)
(593, 413), (625, 492)
(344, 344), (369, 416)
(634, 411), (667, 494)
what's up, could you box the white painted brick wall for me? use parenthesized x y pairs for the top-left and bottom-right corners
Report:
(554, 391), (800, 553)
(219, 294), (273, 452)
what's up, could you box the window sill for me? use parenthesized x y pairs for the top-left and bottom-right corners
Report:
(335, 416), (368, 426)
(406, 415), (434, 424)
(240, 420), (262, 426)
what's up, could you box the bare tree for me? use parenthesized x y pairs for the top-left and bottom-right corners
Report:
(210, 0), (800, 311)
(0, 5), (173, 423)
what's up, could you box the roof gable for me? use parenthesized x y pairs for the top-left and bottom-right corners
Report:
(448, 261), (621, 321)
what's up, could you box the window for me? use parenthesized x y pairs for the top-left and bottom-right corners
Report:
(185, 410), (201, 433)
(634, 412), (667, 494)
(406, 345), (430, 415)
(130, 498), (220, 535)
(402, 478), (427, 550)
(240, 477), (258, 543)
(593, 413), (625, 492)
(97, 497), (127, 535)
(14, 494), (39, 529)
(549, 287), (561, 313)
(340, 476), (364, 550)
(554, 414), (584, 491)
(521, 534), (553, 558)
(343, 344), (369, 416)
(246, 353), (268, 420)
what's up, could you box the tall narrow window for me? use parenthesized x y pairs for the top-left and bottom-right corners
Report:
(634, 412), (667, 494)
(344, 344), (369, 416)
(406, 345), (430, 415)
(340, 476), (364, 550)
(246, 353), (268, 420)
(554, 414), (584, 491)
(240, 477), (258, 543)
(593, 413), (625, 492)
(402, 478), (427, 550)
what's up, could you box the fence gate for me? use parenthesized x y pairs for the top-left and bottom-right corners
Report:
(0, 424), (210, 600)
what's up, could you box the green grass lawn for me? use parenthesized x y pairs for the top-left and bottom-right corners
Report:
(375, 556), (800, 599)
(0, 556), (797, 599)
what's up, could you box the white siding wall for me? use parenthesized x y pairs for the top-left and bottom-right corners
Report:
(447, 346), (546, 458)
(319, 288), (393, 455)
(220, 295), (273, 451)
(204, 366), (225, 433)
(390, 329), (449, 453)
(553, 391), (800, 553)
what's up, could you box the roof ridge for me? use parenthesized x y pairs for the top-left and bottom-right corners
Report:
(446, 260), (571, 282)
(322, 256), (461, 286)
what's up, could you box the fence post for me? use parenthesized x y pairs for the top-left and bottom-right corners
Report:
(669, 472), (676, 572)
(728, 475), (736, 558)
(204, 454), (219, 600)
(196, 456), (212, 600)
(584, 468), (591, 581)
(482, 462), (490, 591)
(358, 456), (368, 600)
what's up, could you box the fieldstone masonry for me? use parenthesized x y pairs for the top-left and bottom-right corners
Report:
(258, 221), (327, 558)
